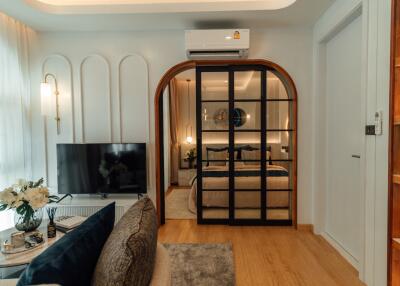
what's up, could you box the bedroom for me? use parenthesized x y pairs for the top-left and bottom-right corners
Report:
(164, 65), (295, 223)
(0, 0), (394, 285)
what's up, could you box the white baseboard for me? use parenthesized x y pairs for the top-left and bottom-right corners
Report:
(321, 231), (359, 270)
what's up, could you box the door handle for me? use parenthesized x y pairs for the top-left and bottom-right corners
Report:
(352, 155), (361, 159)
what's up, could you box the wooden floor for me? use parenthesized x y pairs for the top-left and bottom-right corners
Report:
(158, 220), (365, 286)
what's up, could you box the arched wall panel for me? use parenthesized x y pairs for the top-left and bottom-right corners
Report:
(41, 54), (74, 188)
(80, 55), (112, 143)
(119, 54), (149, 143)
(39, 53), (149, 191)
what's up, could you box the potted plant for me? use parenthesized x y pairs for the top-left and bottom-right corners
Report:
(0, 178), (59, 232)
(184, 148), (197, 169)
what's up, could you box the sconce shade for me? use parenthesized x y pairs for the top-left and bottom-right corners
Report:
(41, 82), (53, 116)
(186, 136), (193, 144)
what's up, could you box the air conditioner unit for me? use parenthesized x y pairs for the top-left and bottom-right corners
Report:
(185, 29), (250, 59)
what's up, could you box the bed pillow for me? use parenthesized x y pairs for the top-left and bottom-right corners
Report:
(17, 203), (115, 286)
(92, 197), (158, 286)
(242, 149), (260, 165)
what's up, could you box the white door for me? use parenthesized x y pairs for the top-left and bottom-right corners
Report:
(325, 15), (363, 264)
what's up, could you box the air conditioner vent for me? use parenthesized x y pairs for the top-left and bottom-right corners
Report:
(187, 50), (248, 59)
(185, 29), (250, 59)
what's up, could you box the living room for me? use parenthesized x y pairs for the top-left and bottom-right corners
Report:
(0, 0), (395, 285)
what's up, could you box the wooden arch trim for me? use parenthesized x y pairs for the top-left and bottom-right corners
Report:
(154, 59), (298, 226)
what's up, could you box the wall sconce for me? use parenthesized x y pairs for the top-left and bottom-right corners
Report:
(41, 73), (60, 134)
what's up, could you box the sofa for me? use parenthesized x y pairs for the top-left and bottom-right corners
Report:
(1, 198), (171, 286)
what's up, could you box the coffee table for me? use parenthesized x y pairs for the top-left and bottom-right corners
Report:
(0, 223), (64, 269)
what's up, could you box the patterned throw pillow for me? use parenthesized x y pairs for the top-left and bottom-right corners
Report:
(92, 197), (158, 286)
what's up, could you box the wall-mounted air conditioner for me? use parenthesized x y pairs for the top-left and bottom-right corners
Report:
(185, 29), (250, 59)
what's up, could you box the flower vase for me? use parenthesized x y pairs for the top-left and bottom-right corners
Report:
(189, 160), (194, 169)
(14, 208), (43, 232)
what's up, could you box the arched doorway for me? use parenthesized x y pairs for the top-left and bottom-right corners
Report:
(155, 60), (297, 225)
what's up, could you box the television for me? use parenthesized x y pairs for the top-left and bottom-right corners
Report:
(57, 143), (147, 195)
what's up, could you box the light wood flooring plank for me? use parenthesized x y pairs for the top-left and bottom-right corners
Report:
(158, 220), (365, 286)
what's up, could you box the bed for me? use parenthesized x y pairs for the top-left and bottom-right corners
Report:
(188, 164), (290, 214)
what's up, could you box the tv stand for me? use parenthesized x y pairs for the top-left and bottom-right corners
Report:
(100, 193), (109, 199)
(97, 193), (142, 200)
(56, 195), (139, 223)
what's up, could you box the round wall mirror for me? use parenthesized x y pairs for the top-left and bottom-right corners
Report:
(233, 108), (247, 127)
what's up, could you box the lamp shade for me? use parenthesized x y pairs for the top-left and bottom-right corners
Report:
(186, 136), (193, 144)
(40, 82), (53, 116)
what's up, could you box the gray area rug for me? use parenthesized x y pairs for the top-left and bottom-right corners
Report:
(163, 243), (235, 286)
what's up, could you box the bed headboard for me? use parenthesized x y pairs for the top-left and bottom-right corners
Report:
(180, 144), (276, 168)
(205, 145), (272, 166)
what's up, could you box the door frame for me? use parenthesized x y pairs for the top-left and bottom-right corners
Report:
(154, 59), (298, 225)
(312, 2), (372, 280)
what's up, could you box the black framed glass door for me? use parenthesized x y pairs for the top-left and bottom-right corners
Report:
(196, 65), (293, 226)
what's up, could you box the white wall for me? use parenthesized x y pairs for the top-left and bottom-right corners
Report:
(312, 0), (391, 284)
(28, 28), (313, 223)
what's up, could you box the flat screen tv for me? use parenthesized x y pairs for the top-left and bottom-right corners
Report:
(57, 143), (147, 195)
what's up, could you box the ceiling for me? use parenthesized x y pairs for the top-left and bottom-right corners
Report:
(25, 0), (297, 14)
(0, 0), (334, 31)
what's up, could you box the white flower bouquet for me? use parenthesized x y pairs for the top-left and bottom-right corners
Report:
(0, 178), (59, 231)
(184, 148), (197, 169)
(184, 148), (197, 162)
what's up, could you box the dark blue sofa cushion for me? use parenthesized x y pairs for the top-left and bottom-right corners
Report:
(17, 202), (115, 286)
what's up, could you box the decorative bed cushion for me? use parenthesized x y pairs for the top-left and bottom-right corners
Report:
(17, 203), (115, 286)
(92, 197), (158, 286)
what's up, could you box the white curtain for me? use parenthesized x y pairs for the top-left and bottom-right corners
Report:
(0, 12), (32, 230)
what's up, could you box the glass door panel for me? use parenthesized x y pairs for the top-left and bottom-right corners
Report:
(201, 129), (229, 171)
(234, 102), (261, 131)
(197, 65), (294, 225)
(202, 102), (229, 131)
(234, 132), (261, 170)
(234, 71), (261, 100)
(266, 131), (294, 162)
(267, 101), (293, 131)
(235, 192), (261, 219)
(233, 69), (264, 221)
(266, 160), (293, 221)
(266, 71), (290, 100)
(201, 72), (229, 101)
(197, 69), (230, 222)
